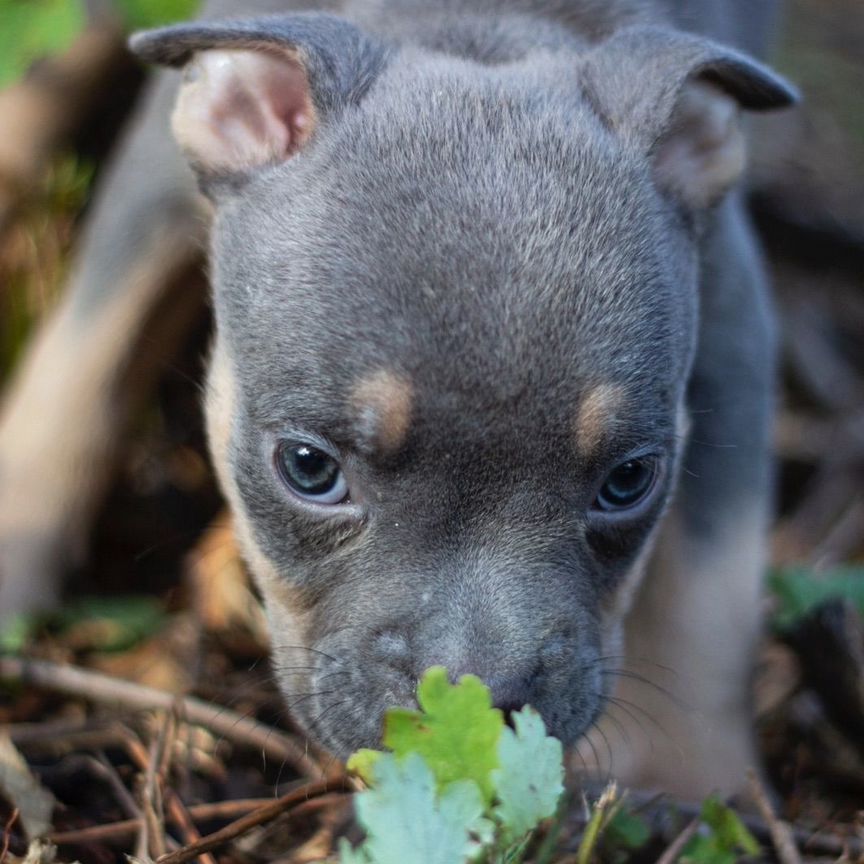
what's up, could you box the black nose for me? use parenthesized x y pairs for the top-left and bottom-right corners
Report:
(485, 672), (533, 720)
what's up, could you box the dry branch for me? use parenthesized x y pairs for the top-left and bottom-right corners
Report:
(153, 777), (352, 864)
(654, 815), (701, 864)
(747, 771), (803, 864)
(0, 810), (18, 864)
(163, 791), (217, 864)
(46, 796), (334, 847)
(0, 656), (323, 779)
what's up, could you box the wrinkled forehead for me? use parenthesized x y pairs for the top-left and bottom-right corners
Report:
(212, 64), (695, 436)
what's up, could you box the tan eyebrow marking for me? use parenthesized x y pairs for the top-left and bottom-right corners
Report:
(350, 369), (414, 454)
(573, 383), (627, 455)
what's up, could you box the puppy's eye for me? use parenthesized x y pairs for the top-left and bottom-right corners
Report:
(594, 456), (658, 512)
(276, 442), (349, 504)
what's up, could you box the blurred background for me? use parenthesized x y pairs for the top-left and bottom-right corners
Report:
(0, 0), (862, 859)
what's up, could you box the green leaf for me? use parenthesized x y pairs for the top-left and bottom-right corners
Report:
(682, 797), (760, 864)
(0, 615), (32, 655)
(53, 595), (167, 652)
(338, 837), (370, 864)
(114, 0), (199, 29)
(700, 797), (759, 856)
(347, 748), (382, 785)
(0, 0), (199, 85)
(603, 806), (651, 851)
(1, 592), (163, 655)
(383, 666), (505, 804)
(344, 752), (493, 864)
(0, 0), (85, 86)
(682, 833), (737, 864)
(343, 669), (567, 861)
(491, 707), (564, 839)
(491, 832), (533, 864)
(769, 566), (864, 631)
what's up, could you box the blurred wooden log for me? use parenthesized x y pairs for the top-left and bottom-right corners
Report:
(0, 656), (323, 779)
(0, 20), (128, 239)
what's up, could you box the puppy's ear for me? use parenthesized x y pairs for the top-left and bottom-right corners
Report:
(581, 27), (798, 208)
(130, 14), (387, 190)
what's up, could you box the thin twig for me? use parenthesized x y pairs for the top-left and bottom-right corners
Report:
(49, 820), (141, 847)
(0, 810), (19, 864)
(158, 708), (180, 782)
(94, 751), (142, 820)
(747, 771), (803, 864)
(164, 791), (217, 864)
(154, 777), (352, 864)
(50, 753), (142, 821)
(0, 656), (322, 778)
(138, 711), (175, 860)
(6, 718), (116, 746)
(654, 815), (700, 864)
(48, 795), (346, 847)
(190, 798), (309, 821)
(155, 709), (210, 864)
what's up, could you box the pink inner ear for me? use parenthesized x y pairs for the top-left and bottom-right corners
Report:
(172, 49), (316, 174)
(651, 80), (746, 209)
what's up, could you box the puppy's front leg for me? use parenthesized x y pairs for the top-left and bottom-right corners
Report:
(589, 193), (776, 799)
(0, 71), (205, 617)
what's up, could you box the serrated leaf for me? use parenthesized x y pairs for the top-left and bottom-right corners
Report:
(345, 752), (492, 864)
(347, 748), (382, 785)
(491, 707), (564, 839)
(382, 667), (504, 804)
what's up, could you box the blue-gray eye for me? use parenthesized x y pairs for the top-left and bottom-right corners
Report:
(595, 457), (657, 512)
(276, 442), (349, 504)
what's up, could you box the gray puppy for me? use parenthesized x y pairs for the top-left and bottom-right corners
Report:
(0, 0), (795, 797)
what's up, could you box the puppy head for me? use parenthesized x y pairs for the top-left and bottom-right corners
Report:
(131, 16), (794, 755)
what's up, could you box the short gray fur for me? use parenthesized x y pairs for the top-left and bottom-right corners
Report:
(120, 0), (794, 784)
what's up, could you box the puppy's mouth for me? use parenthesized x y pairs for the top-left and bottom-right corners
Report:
(273, 641), (608, 758)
